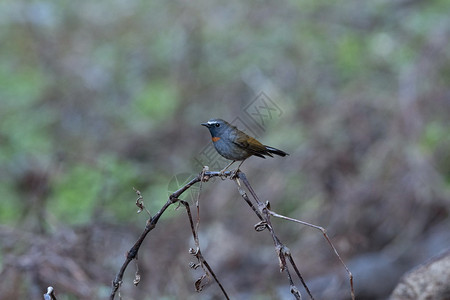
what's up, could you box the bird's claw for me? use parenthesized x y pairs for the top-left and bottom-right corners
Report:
(219, 170), (227, 180)
(230, 169), (240, 179)
(218, 168), (228, 180)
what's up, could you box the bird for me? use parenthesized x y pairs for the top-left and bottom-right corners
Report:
(201, 118), (288, 174)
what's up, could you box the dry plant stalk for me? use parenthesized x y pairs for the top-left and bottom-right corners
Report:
(236, 172), (354, 300)
(43, 286), (57, 300)
(109, 169), (354, 300)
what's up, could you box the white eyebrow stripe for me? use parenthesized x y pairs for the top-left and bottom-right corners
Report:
(207, 121), (217, 125)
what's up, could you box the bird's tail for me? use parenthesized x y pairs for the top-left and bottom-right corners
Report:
(265, 146), (289, 157)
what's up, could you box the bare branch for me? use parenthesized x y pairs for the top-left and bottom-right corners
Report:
(43, 286), (57, 300)
(110, 170), (232, 300)
(180, 200), (230, 299)
(133, 187), (151, 216)
(110, 169), (354, 300)
(235, 171), (354, 300)
(267, 209), (355, 299)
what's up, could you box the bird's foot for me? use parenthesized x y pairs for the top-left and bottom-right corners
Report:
(230, 168), (240, 179)
(218, 168), (228, 180)
(218, 161), (235, 179)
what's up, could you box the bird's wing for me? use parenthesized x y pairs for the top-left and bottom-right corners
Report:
(231, 131), (269, 158)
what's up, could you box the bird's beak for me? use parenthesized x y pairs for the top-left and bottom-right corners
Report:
(201, 122), (210, 128)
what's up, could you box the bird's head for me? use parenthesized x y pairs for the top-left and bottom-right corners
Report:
(201, 118), (230, 138)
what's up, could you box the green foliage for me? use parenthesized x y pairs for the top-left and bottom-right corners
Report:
(0, 65), (53, 161)
(337, 34), (366, 78)
(0, 65), (48, 106)
(133, 80), (179, 121)
(421, 121), (450, 184)
(422, 121), (448, 151)
(0, 181), (22, 224)
(49, 164), (103, 224)
(48, 155), (141, 224)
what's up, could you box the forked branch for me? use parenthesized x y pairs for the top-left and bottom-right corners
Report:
(110, 169), (354, 300)
(235, 172), (354, 300)
(110, 170), (233, 300)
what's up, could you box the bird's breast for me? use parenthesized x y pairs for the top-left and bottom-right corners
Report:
(212, 138), (250, 161)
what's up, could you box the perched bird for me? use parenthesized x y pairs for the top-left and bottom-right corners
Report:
(201, 118), (288, 173)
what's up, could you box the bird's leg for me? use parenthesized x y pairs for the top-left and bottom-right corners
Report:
(219, 160), (235, 177)
(231, 160), (246, 179)
(236, 160), (246, 170)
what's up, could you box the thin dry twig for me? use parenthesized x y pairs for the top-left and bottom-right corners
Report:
(110, 169), (354, 300)
(180, 200), (230, 298)
(133, 187), (151, 216)
(267, 209), (354, 300)
(234, 173), (315, 299)
(236, 172), (355, 300)
(109, 170), (232, 300)
(43, 286), (57, 300)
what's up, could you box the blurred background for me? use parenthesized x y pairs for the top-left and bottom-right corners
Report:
(1, 0), (450, 299)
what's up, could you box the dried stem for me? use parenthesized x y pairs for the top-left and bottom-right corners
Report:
(43, 286), (57, 300)
(180, 200), (230, 299)
(110, 169), (354, 300)
(236, 171), (355, 300)
(267, 210), (355, 300)
(109, 170), (231, 300)
(234, 173), (315, 299)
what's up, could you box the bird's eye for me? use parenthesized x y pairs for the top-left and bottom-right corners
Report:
(215, 123), (220, 127)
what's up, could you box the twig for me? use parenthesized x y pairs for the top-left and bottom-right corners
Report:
(43, 286), (57, 300)
(236, 171), (355, 300)
(234, 173), (315, 299)
(267, 210), (355, 300)
(109, 170), (231, 300)
(180, 200), (230, 299)
(110, 169), (354, 300)
(133, 187), (151, 216)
